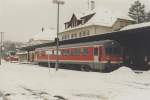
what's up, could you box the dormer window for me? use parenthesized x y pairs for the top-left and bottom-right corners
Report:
(64, 13), (95, 29)
(81, 19), (84, 25)
(65, 23), (68, 29)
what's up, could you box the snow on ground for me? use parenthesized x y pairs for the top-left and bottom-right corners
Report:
(0, 61), (150, 100)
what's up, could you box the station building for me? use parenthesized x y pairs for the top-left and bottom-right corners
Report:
(59, 7), (135, 41)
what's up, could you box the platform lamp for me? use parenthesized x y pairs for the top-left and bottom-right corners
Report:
(52, 0), (65, 71)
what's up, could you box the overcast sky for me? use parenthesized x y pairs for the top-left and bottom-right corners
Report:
(0, 0), (150, 42)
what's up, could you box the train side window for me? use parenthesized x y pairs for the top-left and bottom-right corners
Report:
(94, 47), (98, 56)
(53, 50), (61, 55)
(45, 50), (52, 55)
(39, 51), (45, 56)
(74, 48), (80, 56)
(58, 50), (61, 55)
(61, 49), (64, 55)
(52, 50), (54, 55)
(82, 48), (88, 56)
(71, 48), (80, 56)
(63, 49), (70, 56)
(54, 50), (57, 55)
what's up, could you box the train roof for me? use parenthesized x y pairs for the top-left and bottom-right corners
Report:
(36, 40), (119, 50)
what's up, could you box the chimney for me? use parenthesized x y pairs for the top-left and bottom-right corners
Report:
(41, 27), (44, 32)
(91, 0), (95, 10)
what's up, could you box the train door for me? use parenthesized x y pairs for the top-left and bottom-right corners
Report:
(94, 47), (99, 62)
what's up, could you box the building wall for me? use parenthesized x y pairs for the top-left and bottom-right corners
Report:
(59, 19), (134, 41)
(95, 25), (113, 35)
(112, 19), (134, 31)
(59, 25), (113, 41)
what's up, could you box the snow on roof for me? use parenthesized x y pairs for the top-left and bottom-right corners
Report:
(61, 6), (134, 32)
(32, 29), (56, 41)
(121, 22), (150, 31)
(85, 7), (134, 26)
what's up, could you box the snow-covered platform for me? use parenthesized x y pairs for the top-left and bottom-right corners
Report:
(0, 62), (150, 100)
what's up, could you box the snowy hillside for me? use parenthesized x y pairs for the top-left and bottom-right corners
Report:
(0, 62), (150, 100)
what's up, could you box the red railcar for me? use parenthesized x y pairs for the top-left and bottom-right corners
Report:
(4, 55), (18, 62)
(34, 40), (123, 72)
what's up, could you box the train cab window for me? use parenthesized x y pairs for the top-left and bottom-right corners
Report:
(105, 47), (122, 55)
(82, 48), (88, 56)
(105, 48), (113, 55)
(94, 48), (98, 56)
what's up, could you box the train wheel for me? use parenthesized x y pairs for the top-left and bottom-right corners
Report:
(50, 63), (55, 68)
(81, 65), (91, 72)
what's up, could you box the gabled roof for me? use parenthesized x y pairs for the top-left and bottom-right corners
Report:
(65, 13), (77, 24)
(62, 6), (134, 32)
(83, 7), (134, 27)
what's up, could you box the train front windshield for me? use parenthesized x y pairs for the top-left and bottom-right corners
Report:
(105, 46), (122, 56)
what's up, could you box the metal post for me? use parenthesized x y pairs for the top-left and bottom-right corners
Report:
(55, 3), (60, 71)
(53, 0), (64, 71)
(48, 53), (50, 72)
(0, 32), (4, 65)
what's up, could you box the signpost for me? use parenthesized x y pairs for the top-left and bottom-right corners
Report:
(46, 50), (51, 72)
(0, 32), (4, 65)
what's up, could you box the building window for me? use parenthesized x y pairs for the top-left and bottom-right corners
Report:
(71, 33), (77, 39)
(67, 35), (70, 39)
(86, 30), (90, 36)
(81, 19), (84, 25)
(62, 36), (65, 40)
(65, 23), (69, 29)
(82, 31), (86, 36)
(79, 32), (82, 37)
(74, 33), (77, 38)
(79, 30), (89, 38)
(71, 34), (74, 39)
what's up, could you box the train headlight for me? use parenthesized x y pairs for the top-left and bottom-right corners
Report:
(106, 57), (110, 60)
